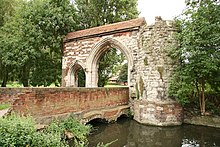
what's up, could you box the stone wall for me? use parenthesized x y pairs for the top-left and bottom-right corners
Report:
(62, 18), (145, 88)
(132, 16), (176, 101)
(0, 87), (129, 123)
(128, 17), (182, 126)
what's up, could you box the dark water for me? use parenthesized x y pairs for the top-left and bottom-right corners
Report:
(88, 118), (220, 147)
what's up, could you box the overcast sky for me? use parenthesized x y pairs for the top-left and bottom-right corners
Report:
(138, 0), (186, 24)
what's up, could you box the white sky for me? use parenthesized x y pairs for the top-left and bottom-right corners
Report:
(138, 0), (186, 24)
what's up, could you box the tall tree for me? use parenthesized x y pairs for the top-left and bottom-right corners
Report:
(0, 0), (78, 87)
(117, 63), (128, 85)
(169, 0), (220, 115)
(0, 0), (22, 86)
(0, 0), (18, 27)
(74, 0), (138, 28)
(98, 48), (124, 87)
(20, 0), (78, 86)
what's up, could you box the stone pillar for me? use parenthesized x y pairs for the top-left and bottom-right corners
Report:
(91, 67), (98, 87)
(86, 69), (92, 87)
(61, 69), (66, 87)
(86, 67), (98, 87)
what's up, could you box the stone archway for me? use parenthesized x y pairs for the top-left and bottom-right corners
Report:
(66, 61), (86, 87)
(85, 37), (133, 87)
(62, 17), (183, 126)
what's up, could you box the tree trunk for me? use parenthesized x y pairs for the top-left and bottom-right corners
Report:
(195, 80), (202, 114)
(21, 65), (30, 87)
(201, 78), (205, 115)
(1, 68), (8, 87)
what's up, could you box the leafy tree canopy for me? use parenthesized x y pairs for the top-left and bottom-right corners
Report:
(0, 0), (77, 87)
(98, 48), (125, 87)
(117, 63), (128, 84)
(169, 0), (220, 115)
(74, 0), (139, 29)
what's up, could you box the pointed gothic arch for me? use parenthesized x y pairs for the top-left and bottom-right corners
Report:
(86, 37), (134, 87)
(66, 60), (86, 87)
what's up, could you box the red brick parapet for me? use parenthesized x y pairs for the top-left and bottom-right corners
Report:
(0, 87), (129, 123)
(64, 17), (146, 42)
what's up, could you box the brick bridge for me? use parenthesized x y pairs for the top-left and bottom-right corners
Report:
(0, 17), (183, 126)
(0, 87), (129, 124)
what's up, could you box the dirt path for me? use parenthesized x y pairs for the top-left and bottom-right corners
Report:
(0, 109), (9, 117)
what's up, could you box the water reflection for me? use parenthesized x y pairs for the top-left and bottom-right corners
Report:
(88, 118), (220, 147)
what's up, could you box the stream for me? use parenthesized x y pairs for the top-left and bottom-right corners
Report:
(88, 118), (220, 147)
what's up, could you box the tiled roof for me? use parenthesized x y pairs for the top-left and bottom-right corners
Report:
(65, 17), (146, 41)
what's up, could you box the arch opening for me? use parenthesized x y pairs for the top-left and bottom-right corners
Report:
(116, 114), (130, 122)
(97, 47), (128, 87)
(86, 118), (108, 126)
(68, 62), (86, 87)
(86, 38), (133, 87)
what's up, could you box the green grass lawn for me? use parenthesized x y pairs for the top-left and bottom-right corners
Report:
(5, 81), (128, 88)
(0, 103), (10, 110)
(5, 81), (59, 87)
(104, 84), (127, 87)
(6, 81), (22, 87)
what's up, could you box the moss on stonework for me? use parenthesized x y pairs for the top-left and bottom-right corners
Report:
(135, 82), (139, 99)
(157, 66), (164, 82)
(144, 57), (148, 65)
(139, 76), (144, 97)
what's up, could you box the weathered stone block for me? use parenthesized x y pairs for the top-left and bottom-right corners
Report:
(134, 99), (183, 126)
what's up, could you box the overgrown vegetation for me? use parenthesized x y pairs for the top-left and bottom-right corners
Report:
(0, 114), (91, 147)
(0, 114), (115, 147)
(0, 0), (77, 87)
(169, 0), (220, 115)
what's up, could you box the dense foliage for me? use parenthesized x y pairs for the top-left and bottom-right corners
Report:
(98, 48), (125, 87)
(74, 0), (138, 29)
(77, 68), (86, 87)
(0, 0), (77, 87)
(0, 114), (91, 147)
(117, 63), (128, 84)
(169, 0), (220, 115)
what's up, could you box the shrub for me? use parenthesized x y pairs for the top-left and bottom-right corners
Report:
(0, 114), (36, 147)
(0, 114), (91, 147)
(46, 117), (91, 146)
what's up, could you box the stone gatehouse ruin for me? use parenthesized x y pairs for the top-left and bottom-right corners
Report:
(0, 17), (182, 126)
(62, 17), (183, 126)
